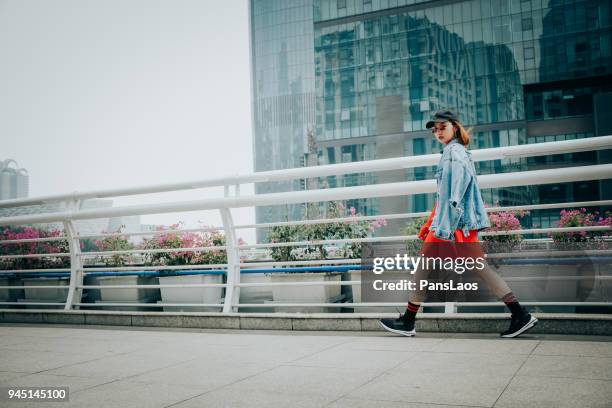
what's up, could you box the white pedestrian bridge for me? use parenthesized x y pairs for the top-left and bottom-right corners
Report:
(1, 136), (612, 322)
(1, 137), (612, 407)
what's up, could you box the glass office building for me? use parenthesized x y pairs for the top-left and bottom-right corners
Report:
(250, 0), (317, 241)
(250, 0), (612, 240)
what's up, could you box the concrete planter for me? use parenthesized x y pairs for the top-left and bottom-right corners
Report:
(269, 272), (343, 313)
(158, 274), (224, 312)
(0, 277), (24, 303)
(347, 269), (397, 313)
(495, 264), (580, 301)
(88, 275), (161, 311)
(474, 262), (611, 313)
(238, 272), (274, 312)
(20, 277), (69, 309)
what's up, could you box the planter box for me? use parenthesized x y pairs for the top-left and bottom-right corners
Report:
(19, 277), (69, 309)
(581, 263), (612, 302)
(237, 272), (274, 312)
(495, 264), (580, 302)
(270, 272), (343, 313)
(0, 277), (24, 303)
(89, 275), (161, 303)
(22, 278), (69, 302)
(347, 269), (397, 313)
(158, 274), (224, 312)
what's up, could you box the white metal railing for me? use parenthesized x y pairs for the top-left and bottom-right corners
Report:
(0, 136), (611, 313)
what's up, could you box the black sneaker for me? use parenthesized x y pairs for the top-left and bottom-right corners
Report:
(500, 310), (538, 338)
(379, 311), (416, 337)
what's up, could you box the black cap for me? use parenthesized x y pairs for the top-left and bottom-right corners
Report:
(425, 109), (460, 128)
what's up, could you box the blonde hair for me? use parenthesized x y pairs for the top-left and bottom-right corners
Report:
(451, 121), (473, 146)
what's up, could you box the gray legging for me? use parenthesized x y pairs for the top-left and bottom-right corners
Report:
(407, 254), (512, 304)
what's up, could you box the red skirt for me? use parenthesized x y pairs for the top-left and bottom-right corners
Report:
(421, 201), (480, 243)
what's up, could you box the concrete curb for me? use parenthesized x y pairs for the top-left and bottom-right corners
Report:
(1, 310), (611, 335)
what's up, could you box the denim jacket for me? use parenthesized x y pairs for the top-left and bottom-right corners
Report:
(428, 138), (491, 241)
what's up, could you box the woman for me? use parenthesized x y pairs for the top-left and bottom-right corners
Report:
(379, 109), (538, 338)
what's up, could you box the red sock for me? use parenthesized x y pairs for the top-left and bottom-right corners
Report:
(502, 292), (525, 316)
(404, 301), (420, 320)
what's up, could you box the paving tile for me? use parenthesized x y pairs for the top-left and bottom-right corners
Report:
(494, 375), (612, 408)
(431, 338), (540, 355)
(532, 340), (612, 357)
(328, 397), (485, 408)
(286, 347), (416, 370)
(518, 355), (612, 381)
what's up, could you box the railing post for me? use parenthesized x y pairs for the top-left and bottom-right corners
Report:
(63, 199), (83, 310)
(220, 206), (240, 313)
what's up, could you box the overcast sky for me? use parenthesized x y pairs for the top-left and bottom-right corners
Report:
(0, 0), (257, 242)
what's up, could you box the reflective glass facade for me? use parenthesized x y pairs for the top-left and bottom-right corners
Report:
(251, 0), (612, 239)
(250, 0), (316, 241)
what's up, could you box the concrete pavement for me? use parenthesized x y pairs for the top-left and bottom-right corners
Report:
(0, 323), (611, 407)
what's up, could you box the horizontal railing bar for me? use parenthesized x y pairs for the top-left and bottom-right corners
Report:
(78, 284), (227, 289)
(0, 253), (71, 259)
(0, 286), (69, 289)
(486, 249), (612, 258)
(480, 226), (611, 236)
(234, 199), (612, 230)
(234, 276), (612, 287)
(503, 276), (612, 281)
(2, 273), (609, 289)
(2, 164), (611, 226)
(2, 266), (360, 275)
(72, 303), (223, 307)
(3, 273), (610, 288)
(77, 265), (228, 272)
(0, 301), (610, 308)
(481, 200), (612, 213)
(235, 281), (361, 287)
(0, 268), (71, 273)
(2, 135), (611, 209)
(78, 246), (229, 257)
(443, 302), (612, 306)
(0, 302), (612, 306)
(237, 227), (612, 250)
(75, 226), (224, 240)
(0, 302), (66, 305)
(239, 235), (414, 249)
(234, 213), (432, 229)
(0, 228), (227, 248)
(232, 302), (612, 307)
(239, 259), (359, 267)
(0, 236), (69, 244)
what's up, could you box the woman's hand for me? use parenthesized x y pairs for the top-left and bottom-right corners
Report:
(418, 202), (437, 241)
(418, 224), (430, 241)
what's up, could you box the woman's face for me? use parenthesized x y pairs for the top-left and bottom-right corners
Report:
(431, 121), (457, 145)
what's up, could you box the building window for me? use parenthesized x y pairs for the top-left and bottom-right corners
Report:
(575, 42), (587, 53)
(338, 0), (346, 9)
(521, 17), (533, 31)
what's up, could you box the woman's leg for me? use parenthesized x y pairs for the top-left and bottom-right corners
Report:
(406, 260), (429, 305)
(471, 260), (512, 299)
(405, 230), (445, 315)
(470, 254), (531, 319)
